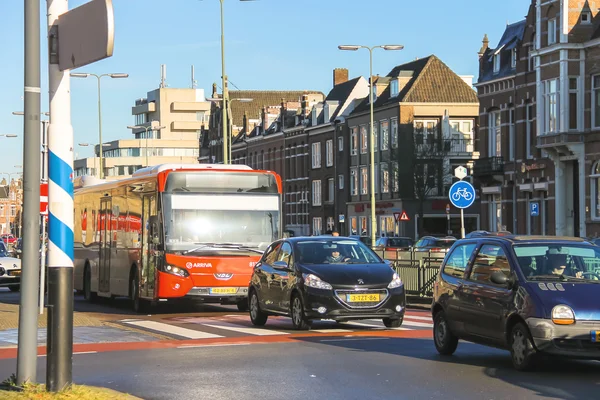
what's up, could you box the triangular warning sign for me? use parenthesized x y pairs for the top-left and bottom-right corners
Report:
(399, 211), (410, 221)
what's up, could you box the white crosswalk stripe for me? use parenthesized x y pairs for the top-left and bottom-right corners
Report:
(122, 320), (223, 339)
(200, 321), (289, 336)
(402, 320), (433, 328)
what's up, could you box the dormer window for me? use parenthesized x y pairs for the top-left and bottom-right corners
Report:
(312, 107), (318, 126)
(390, 79), (399, 97)
(493, 53), (500, 74)
(511, 48), (517, 68)
(581, 12), (592, 24)
(323, 104), (330, 123)
(371, 85), (377, 102)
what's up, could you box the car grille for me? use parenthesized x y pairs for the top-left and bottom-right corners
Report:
(334, 289), (389, 309)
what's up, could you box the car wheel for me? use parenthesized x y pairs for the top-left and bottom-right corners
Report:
(510, 322), (537, 371)
(383, 318), (403, 328)
(291, 294), (310, 331)
(249, 290), (268, 326)
(237, 298), (249, 312)
(433, 310), (458, 355)
(8, 285), (20, 292)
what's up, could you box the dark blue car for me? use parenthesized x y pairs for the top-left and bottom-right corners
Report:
(431, 235), (600, 370)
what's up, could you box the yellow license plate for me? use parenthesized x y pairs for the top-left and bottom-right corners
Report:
(210, 287), (237, 294)
(9, 270), (21, 277)
(347, 293), (380, 302)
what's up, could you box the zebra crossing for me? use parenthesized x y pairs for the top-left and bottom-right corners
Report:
(118, 311), (433, 340)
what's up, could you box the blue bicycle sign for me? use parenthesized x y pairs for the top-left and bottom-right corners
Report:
(449, 180), (476, 209)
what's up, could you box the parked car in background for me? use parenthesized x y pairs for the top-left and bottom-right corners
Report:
(248, 236), (406, 330)
(374, 237), (414, 260)
(465, 230), (511, 238)
(432, 235), (600, 371)
(413, 236), (456, 254)
(1, 234), (17, 246)
(0, 240), (22, 292)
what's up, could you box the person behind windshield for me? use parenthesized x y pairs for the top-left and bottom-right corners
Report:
(324, 247), (350, 263)
(547, 255), (583, 278)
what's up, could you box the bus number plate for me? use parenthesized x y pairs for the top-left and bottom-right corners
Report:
(210, 288), (237, 294)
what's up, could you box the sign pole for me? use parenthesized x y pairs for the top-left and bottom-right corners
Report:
(460, 208), (465, 239)
(39, 214), (46, 314)
(47, 0), (74, 392)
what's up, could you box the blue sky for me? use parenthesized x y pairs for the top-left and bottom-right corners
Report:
(0, 0), (527, 175)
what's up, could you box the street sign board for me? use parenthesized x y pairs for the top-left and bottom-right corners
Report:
(399, 211), (410, 221)
(339, 214), (345, 223)
(454, 166), (468, 180)
(449, 180), (476, 209)
(57, 0), (115, 71)
(40, 183), (48, 215)
(530, 202), (539, 217)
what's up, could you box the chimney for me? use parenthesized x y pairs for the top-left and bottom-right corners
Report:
(478, 34), (489, 59)
(333, 68), (349, 87)
(212, 83), (218, 98)
(243, 111), (248, 134)
(262, 106), (268, 131)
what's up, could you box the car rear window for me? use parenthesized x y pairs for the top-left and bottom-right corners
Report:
(434, 239), (455, 248)
(387, 238), (412, 247)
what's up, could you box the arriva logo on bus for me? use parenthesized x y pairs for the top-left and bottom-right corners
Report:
(186, 262), (213, 269)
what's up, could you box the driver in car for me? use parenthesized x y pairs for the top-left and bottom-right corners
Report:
(547, 255), (583, 278)
(324, 247), (350, 263)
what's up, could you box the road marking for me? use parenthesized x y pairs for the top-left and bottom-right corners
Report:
(201, 321), (289, 336)
(74, 351), (97, 355)
(312, 329), (354, 333)
(404, 315), (432, 321)
(402, 321), (433, 328)
(320, 337), (389, 342)
(177, 343), (251, 349)
(122, 320), (223, 339)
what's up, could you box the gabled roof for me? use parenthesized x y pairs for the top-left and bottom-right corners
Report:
(228, 90), (324, 127)
(309, 77), (363, 126)
(351, 55), (477, 115)
(478, 20), (526, 83)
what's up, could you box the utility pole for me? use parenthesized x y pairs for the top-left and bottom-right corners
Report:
(16, 0), (42, 385)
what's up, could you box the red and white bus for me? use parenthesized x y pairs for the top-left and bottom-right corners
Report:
(73, 164), (283, 312)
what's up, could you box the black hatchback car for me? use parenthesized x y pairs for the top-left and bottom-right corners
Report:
(432, 235), (600, 370)
(248, 236), (406, 330)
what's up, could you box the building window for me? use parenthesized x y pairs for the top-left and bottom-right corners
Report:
(593, 76), (600, 129)
(350, 168), (358, 196)
(526, 104), (533, 159)
(312, 180), (321, 206)
(338, 136), (343, 152)
(359, 216), (368, 235)
(349, 216), (358, 235)
(391, 118), (398, 149)
(493, 53), (500, 74)
(312, 217), (322, 236)
(372, 123), (378, 152)
(548, 18), (557, 45)
(311, 142), (321, 168)
(338, 174), (344, 190)
(360, 166), (368, 195)
(488, 111), (501, 157)
(509, 109), (515, 161)
(327, 217), (335, 232)
(327, 178), (335, 203)
(381, 162), (389, 193)
(360, 125), (368, 154)
(511, 48), (517, 68)
(326, 140), (333, 167)
(350, 127), (358, 155)
(542, 78), (559, 134)
(581, 12), (591, 24)
(390, 80), (399, 97)
(569, 77), (579, 131)
(392, 162), (399, 192)
(380, 120), (389, 151)
(591, 162), (600, 220)
(489, 195), (503, 232)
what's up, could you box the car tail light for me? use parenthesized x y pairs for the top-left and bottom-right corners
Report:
(431, 248), (443, 252)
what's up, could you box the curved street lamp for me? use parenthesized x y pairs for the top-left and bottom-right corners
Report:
(338, 44), (404, 248)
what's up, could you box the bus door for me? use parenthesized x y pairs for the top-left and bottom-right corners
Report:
(99, 197), (112, 293)
(141, 194), (157, 298)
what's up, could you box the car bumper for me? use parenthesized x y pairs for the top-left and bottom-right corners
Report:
(0, 276), (20, 286)
(184, 286), (248, 303)
(526, 317), (600, 359)
(302, 285), (406, 321)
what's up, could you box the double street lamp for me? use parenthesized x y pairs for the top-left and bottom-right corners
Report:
(338, 44), (404, 248)
(127, 122), (166, 166)
(70, 72), (129, 178)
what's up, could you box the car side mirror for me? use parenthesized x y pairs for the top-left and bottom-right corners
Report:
(490, 270), (511, 286)
(272, 261), (289, 271)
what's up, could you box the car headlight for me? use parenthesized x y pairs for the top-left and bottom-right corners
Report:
(165, 265), (189, 278)
(552, 304), (575, 325)
(302, 273), (332, 290)
(388, 272), (403, 289)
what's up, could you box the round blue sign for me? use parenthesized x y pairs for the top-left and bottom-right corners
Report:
(449, 180), (476, 209)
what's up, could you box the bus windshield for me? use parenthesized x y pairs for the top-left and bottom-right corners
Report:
(162, 193), (280, 252)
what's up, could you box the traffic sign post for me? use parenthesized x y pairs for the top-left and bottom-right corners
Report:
(40, 183), (48, 315)
(450, 166), (476, 239)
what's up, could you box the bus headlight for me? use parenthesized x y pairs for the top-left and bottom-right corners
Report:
(165, 265), (189, 278)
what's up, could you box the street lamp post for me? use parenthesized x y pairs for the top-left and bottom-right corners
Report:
(127, 122), (166, 166)
(206, 97), (253, 163)
(70, 73), (129, 179)
(338, 44), (404, 248)
(77, 143), (110, 177)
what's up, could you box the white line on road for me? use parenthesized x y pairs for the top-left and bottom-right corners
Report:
(122, 320), (223, 339)
(177, 343), (252, 349)
(202, 321), (289, 336)
(404, 315), (433, 321)
(400, 321), (433, 328)
(320, 338), (389, 342)
(74, 351), (98, 355)
(312, 329), (354, 333)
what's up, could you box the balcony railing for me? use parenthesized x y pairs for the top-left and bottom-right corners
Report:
(414, 138), (474, 156)
(473, 156), (504, 178)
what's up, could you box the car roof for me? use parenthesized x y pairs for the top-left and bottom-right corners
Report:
(286, 236), (364, 243)
(453, 235), (590, 245)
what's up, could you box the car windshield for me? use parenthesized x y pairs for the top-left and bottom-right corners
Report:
(514, 244), (600, 282)
(294, 239), (382, 265)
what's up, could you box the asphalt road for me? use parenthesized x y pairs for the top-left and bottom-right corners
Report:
(1, 337), (598, 400)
